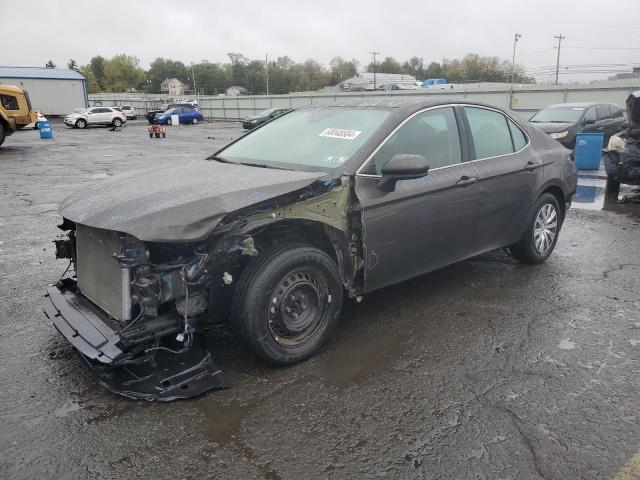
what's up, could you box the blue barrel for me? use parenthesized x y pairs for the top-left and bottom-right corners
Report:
(38, 121), (53, 139)
(574, 133), (603, 170)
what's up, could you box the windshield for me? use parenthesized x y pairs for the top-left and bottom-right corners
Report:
(217, 107), (390, 171)
(73, 108), (88, 114)
(530, 107), (585, 123)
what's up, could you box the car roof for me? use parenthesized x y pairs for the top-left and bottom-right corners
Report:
(298, 97), (511, 117)
(543, 102), (602, 109)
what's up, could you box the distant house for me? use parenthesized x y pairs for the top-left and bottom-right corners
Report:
(339, 72), (417, 92)
(226, 86), (249, 96)
(160, 78), (185, 96)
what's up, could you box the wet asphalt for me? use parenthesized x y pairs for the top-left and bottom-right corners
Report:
(1, 120), (640, 480)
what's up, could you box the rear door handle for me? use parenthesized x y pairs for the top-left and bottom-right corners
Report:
(455, 175), (478, 186)
(524, 162), (541, 172)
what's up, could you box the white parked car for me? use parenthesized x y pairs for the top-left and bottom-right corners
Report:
(119, 105), (137, 119)
(64, 107), (127, 129)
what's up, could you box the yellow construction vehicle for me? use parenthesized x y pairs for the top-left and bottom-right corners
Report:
(0, 85), (37, 146)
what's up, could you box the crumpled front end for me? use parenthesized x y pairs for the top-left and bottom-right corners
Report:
(43, 220), (235, 401)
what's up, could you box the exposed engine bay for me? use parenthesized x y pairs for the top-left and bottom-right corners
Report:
(604, 91), (640, 188)
(44, 176), (363, 401)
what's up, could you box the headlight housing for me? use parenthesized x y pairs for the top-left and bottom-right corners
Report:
(550, 131), (569, 139)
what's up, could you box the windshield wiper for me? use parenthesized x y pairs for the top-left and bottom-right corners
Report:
(208, 155), (235, 164)
(238, 162), (293, 171)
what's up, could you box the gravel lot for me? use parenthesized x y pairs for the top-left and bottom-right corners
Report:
(1, 120), (640, 480)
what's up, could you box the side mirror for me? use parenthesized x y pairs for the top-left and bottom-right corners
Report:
(377, 154), (430, 192)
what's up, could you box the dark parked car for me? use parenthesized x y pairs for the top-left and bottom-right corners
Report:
(530, 102), (626, 149)
(146, 103), (199, 123)
(44, 99), (577, 400)
(154, 107), (204, 125)
(242, 107), (291, 129)
(603, 91), (640, 192)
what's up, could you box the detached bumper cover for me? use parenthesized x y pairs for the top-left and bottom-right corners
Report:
(43, 285), (124, 364)
(604, 149), (640, 185)
(43, 284), (229, 400)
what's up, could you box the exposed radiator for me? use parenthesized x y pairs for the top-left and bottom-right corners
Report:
(76, 224), (132, 322)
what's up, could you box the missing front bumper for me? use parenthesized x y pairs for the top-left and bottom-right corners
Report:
(43, 284), (229, 400)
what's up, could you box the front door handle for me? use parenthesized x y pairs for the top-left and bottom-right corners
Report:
(455, 175), (477, 186)
(524, 161), (541, 172)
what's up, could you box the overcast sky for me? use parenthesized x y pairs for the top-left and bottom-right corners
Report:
(4, 0), (639, 83)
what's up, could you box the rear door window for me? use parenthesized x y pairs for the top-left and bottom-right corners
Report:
(464, 107), (514, 159)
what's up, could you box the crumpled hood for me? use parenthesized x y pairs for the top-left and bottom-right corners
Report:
(60, 160), (326, 242)
(531, 122), (574, 134)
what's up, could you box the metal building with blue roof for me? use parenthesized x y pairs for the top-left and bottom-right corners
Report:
(0, 66), (88, 115)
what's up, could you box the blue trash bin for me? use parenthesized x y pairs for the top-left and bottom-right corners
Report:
(39, 121), (53, 139)
(574, 132), (603, 170)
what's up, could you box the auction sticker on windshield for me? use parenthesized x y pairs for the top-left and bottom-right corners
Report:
(319, 128), (362, 140)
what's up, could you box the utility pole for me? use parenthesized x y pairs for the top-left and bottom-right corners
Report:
(369, 51), (380, 90)
(553, 34), (565, 85)
(191, 62), (198, 101)
(510, 33), (522, 85)
(265, 53), (269, 95)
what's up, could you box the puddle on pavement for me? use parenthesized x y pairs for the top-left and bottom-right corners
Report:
(571, 173), (640, 220)
(198, 400), (250, 445)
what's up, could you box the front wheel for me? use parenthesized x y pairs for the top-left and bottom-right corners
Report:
(232, 244), (343, 365)
(75, 119), (87, 129)
(113, 118), (123, 127)
(166, 118), (172, 125)
(192, 117), (199, 124)
(510, 193), (562, 264)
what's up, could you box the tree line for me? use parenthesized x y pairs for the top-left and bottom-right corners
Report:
(48, 52), (534, 95)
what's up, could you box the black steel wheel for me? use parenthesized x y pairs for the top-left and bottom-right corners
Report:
(232, 243), (343, 365)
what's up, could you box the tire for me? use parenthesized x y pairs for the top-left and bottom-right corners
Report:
(510, 193), (562, 264)
(192, 117), (198, 125)
(155, 132), (160, 138)
(75, 119), (87, 129)
(166, 118), (172, 125)
(33, 122), (39, 130)
(113, 118), (123, 128)
(149, 132), (153, 138)
(231, 243), (343, 365)
(0, 123), (5, 146)
(606, 175), (620, 195)
(162, 132), (166, 138)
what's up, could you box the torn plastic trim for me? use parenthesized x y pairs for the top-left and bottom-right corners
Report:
(213, 176), (365, 296)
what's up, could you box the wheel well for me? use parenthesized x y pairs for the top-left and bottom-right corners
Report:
(541, 185), (567, 219)
(248, 220), (341, 264)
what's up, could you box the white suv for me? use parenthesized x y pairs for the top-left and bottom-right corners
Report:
(64, 107), (127, 129)
(119, 105), (137, 119)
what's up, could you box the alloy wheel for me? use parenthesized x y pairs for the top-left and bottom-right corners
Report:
(533, 203), (558, 254)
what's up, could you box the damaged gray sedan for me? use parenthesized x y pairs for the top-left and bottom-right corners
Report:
(43, 99), (577, 400)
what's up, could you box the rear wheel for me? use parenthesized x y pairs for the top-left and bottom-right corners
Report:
(166, 118), (172, 125)
(192, 117), (199, 124)
(75, 119), (87, 129)
(232, 244), (343, 365)
(510, 193), (562, 264)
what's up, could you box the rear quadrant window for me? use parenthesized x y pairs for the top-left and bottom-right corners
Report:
(465, 107), (514, 159)
(507, 118), (527, 151)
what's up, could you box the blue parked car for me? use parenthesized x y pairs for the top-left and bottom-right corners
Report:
(154, 107), (204, 125)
